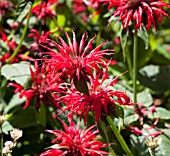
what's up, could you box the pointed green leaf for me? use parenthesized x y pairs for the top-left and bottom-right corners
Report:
(137, 24), (149, 50)
(16, 2), (32, 23)
(120, 28), (129, 61)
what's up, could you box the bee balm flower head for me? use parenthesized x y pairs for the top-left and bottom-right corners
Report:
(104, 0), (170, 29)
(40, 118), (108, 156)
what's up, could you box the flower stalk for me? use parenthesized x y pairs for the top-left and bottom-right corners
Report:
(107, 116), (133, 156)
(148, 148), (155, 156)
(1, 126), (3, 156)
(98, 121), (117, 156)
(6, 4), (32, 64)
(133, 30), (138, 103)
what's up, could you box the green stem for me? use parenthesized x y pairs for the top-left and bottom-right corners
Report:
(133, 31), (138, 103)
(98, 121), (117, 156)
(6, 5), (32, 64)
(126, 48), (133, 79)
(1, 126), (3, 156)
(107, 116), (133, 156)
(148, 148), (155, 156)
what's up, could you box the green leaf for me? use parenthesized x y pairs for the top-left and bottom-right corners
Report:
(57, 14), (66, 27)
(98, 120), (117, 156)
(120, 28), (129, 61)
(36, 103), (47, 127)
(156, 44), (170, 61)
(0, 97), (7, 112)
(137, 24), (149, 50)
(137, 89), (153, 107)
(130, 134), (150, 156)
(1, 61), (31, 86)
(8, 106), (38, 128)
(136, 38), (153, 68)
(115, 103), (124, 119)
(32, 0), (41, 7)
(155, 135), (170, 156)
(1, 121), (14, 135)
(4, 93), (26, 113)
(16, 2), (32, 23)
(0, 40), (9, 55)
(148, 107), (170, 120)
(124, 114), (139, 125)
(118, 117), (124, 132)
(138, 65), (170, 92)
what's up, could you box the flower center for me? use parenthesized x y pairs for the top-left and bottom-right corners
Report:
(127, 0), (143, 8)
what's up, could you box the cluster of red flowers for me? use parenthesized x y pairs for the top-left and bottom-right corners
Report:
(9, 31), (132, 155)
(2, 0), (170, 155)
(101, 0), (170, 29)
(40, 118), (108, 156)
(32, 0), (57, 21)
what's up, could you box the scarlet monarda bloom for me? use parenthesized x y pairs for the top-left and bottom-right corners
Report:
(105, 0), (170, 29)
(44, 31), (113, 88)
(32, 0), (57, 21)
(9, 61), (61, 109)
(28, 29), (52, 53)
(40, 118), (108, 156)
(72, 0), (86, 14)
(61, 70), (133, 124)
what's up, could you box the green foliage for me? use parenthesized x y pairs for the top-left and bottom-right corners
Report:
(148, 107), (170, 120)
(138, 65), (170, 92)
(1, 61), (31, 86)
(16, 2), (32, 23)
(137, 89), (153, 107)
(0, 40), (9, 56)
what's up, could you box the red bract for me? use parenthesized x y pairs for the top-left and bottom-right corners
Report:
(129, 120), (162, 137)
(61, 70), (133, 124)
(104, 0), (170, 29)
(28, 29), (52, 53)
(40, 118), (108, 156)
(44, 31), (113, 85)
(32, 0), (57, 21)
(72, 0), (86, 14)
(9, 61), (62, 109)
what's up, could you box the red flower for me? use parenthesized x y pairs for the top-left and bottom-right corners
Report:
(72, 0), (86, 14)
(9, 60), (62, 109)
(129, 119), (162, 137)
(28, 29), (53, 53)
(44, 31), (113, 86)
(61, 70), (133, 124)
(32, 0), (57, 21)
(40, 118), (108, 156)
(104, 0), (170, 29)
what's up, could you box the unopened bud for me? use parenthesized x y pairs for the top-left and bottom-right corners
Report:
(145, 137), (162, 149)
(10, 129), (23, 141)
